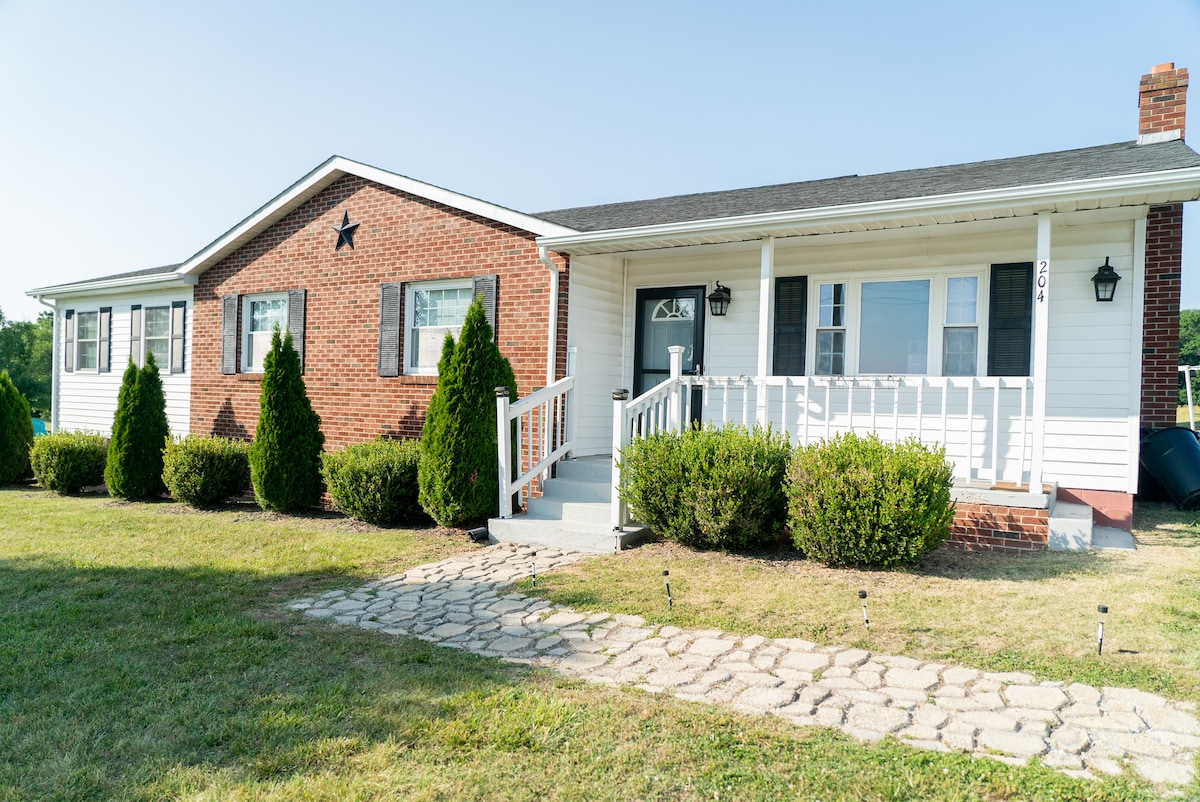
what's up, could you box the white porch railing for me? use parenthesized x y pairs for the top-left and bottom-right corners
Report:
(611, 347), (1036, 529)
(495, 349), (577, 519)
(1181, 365), (1197, 430)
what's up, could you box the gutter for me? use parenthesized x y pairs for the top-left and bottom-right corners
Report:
(538, 246), (560, 386)
(28, 271), (196, 300)
(537, 166), (1200, 254)
(33, 295), (57, 432)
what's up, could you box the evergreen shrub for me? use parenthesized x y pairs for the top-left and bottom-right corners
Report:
(249, 329), (325, 512)
(418, 298), (517, 527)
(619, 424), (791, 550)
(30, 432), (108, 493)
(786, 432), (954, 568)
(163, 436), (251, 507)
(0, 370), (33, 483)
(323, 438), (424, 525)
(105, 353), (170, 499)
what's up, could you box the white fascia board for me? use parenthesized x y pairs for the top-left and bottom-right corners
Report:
(27, 272), (196, 301)
(537, 166), (1200, 254)
(177, 156), (577, 277)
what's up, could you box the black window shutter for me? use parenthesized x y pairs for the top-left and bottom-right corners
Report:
(987, 262), (1034, 377)
(773, 276), (808, 375)
(287, 289), (307, 373)
(378, 283), (402, 377)
(98, 307), (112, 373)
(129, 305), (142, 367)
(221, 295), (239, 375)
(64, 309), (75, 373)
(472, 274), (498, 339)
(170, 301), (186, 374)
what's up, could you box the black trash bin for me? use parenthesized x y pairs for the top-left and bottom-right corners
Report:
(1140, 427), (1200, 510)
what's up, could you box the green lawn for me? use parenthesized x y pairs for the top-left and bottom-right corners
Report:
(0, 487), (1184, 800)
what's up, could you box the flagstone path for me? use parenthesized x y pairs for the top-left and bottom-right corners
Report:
(287, 544), (1199, 787)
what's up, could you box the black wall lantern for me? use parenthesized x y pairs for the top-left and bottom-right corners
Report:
(707, 282), (732, 316)
(1091, 257), (1121, 302)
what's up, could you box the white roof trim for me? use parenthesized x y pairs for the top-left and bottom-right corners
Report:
(27, 271), (196, 301)
(538, 166), (1200, 255)
(176, 156), (576, 277)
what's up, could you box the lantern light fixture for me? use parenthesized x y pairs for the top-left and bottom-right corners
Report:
(1091, 258), (1121, 302)
(707, 282), (732, 316)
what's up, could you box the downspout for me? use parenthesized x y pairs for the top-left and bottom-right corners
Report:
(35, 295), (58, 432)
(538, 246), (560, 386)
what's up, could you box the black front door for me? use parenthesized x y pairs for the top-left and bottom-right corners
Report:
(633, 286), (706, 397)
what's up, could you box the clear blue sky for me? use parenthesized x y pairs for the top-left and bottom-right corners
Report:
(2, 0), (1198, 321)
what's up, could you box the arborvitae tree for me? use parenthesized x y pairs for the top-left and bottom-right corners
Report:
(0, 369), (33, 483)
(249, 328), (325, 511)
(418, 297), (517, 527)
(105, 352), (169, 499)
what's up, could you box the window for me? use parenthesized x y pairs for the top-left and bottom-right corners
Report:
(241, 294), (288, 372)
(76, 311), (99, 371)
(815, 282), (846, 375)
(222, 290), (305, 376)
(860, 280), (930, 374)
(144, 306), (170, 367)
(942, 276), (979, 376)
(405, 280), (473, 374)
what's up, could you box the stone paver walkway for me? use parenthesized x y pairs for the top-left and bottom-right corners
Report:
(287, 544), (1200, 787)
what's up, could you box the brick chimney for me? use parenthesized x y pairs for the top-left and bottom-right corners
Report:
(1138, 62), (1187, 144)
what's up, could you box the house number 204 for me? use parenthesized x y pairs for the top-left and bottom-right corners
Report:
(1036, 260), (1048, 303)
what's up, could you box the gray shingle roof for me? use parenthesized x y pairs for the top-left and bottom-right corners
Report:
(80, 264), (180, 283)
(534, 140), (1200, 232)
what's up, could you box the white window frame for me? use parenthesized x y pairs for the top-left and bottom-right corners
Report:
(404, 279), (473, 375)
(75, 310), (100, 372)
(806, 268), (987, 377)
(142, 305), (171, 370)
(241, 293), (288, 373)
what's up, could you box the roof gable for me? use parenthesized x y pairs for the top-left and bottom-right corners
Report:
(177, 156), (577, 276)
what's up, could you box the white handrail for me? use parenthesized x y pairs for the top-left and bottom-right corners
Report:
(1181, 365), (1197, 430)
(496, 373), (575, 519)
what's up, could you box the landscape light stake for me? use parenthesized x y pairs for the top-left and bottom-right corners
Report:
(663, 570), (673, 609)
(530, 551), (537, 587)
(1097, 604), (1108, 655)
(859, 590), (870, 629)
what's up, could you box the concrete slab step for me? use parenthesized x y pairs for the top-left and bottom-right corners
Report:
(539, 477), (611, 503)
(487, 513), (649, 553)
(1091, 525), (1136, 551)
(553, 456), (614, 483)
(1048, 501), (1092, 551)
(526, 496), (610, 524)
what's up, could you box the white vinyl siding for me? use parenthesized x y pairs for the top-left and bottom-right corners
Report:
(56, 291), (193, 438)
(565, 255), (627, 456)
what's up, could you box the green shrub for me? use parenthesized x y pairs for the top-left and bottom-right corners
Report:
(249, 329), (325, 512)
(619, 424), (792, 551)
(418, 297), (517, 527)
(786, 432), (954, 568)
(163, 436), (251, 507)
(29, 432), (108, 493)
(105, 353), (170, 499)
(323, 439), (424, 525)
(0, 370), (33, 483)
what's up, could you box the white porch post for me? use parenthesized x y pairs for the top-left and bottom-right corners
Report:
(564, 346), (578, 457)
(611, 389), (630, 530)
(1029, 212), (1051, 494)
(495, 386), (513, 518)
(756, 237), (775, 427)
(668, 345), (685, 432)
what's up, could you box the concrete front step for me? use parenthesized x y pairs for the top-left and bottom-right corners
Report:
(526, 496), (610, 524)
(486, 514), (648, 553)
(1048, 501), (1093, 551)
(552, 455), (615, 483)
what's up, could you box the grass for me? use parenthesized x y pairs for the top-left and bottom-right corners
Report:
(523, 502), (1200, 705)
(0, 487), (1189, 800)
(1175, 405), (1199, 426)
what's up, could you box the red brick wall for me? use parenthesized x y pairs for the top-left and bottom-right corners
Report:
(191, 175), (568, 448)
(1140, 203), (1184, 430)
(948, 503), (1049, 554)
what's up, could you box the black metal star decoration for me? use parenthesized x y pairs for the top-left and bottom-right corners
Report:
(332, 211), (360, 250)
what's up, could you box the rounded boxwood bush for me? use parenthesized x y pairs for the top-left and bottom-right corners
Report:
(786, 432), (954, 568)
(163, 436), (251, 507)
(29, 432), (108, 493)
(323, 438), (423, 526)
(619, 424), (791, 551)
